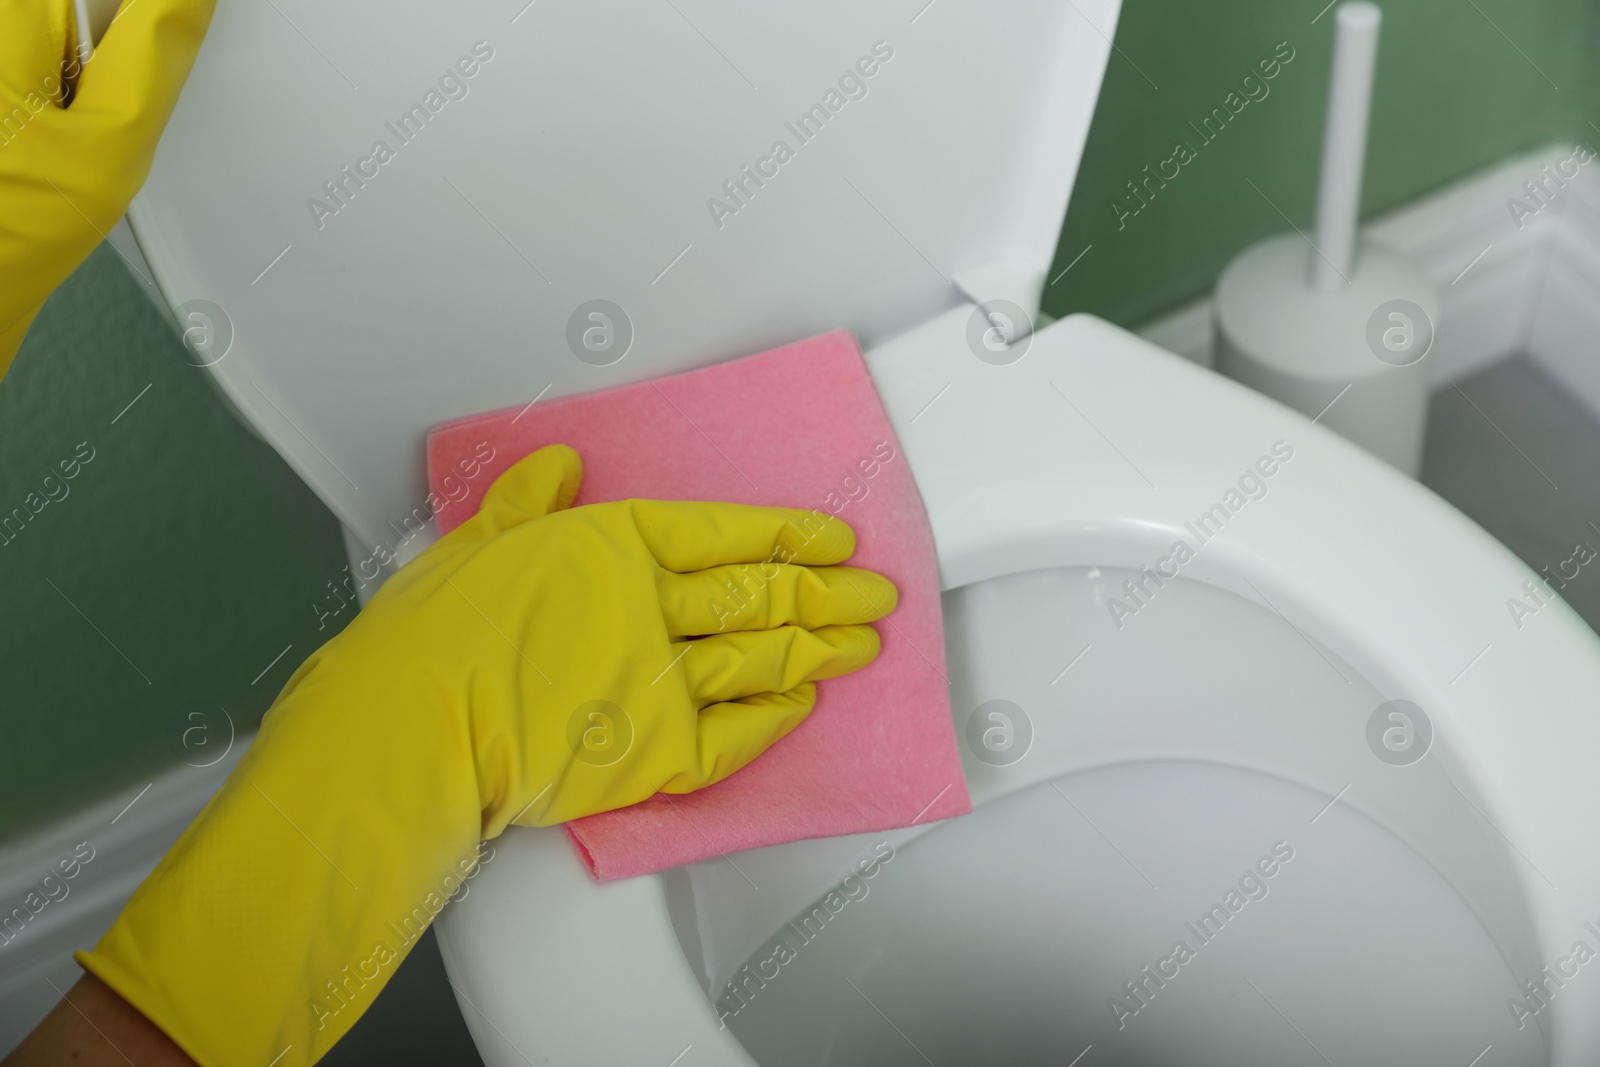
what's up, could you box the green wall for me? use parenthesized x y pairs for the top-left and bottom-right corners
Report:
(3, 0), (1598, 840)
(0, 245), (349, 843)
(1045, 0), (1600, 325)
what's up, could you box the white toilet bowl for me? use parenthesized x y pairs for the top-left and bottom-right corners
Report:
(113, 0), (1600, 1062)
(434, 308), (1600, 1066)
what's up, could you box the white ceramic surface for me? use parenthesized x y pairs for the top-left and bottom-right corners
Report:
(437, 310), (1600, 1065)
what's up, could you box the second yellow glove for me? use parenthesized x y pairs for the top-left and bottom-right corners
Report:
(0, 0), (216, 373)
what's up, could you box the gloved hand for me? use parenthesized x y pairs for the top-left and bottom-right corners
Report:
(0, 0), (214, 373)
(77, 444), (898, 1067)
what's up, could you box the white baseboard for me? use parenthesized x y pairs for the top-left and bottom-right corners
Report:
(1527, 166), (1600, 421)
(1137, 142), (1599, 393)
(0, 742), (245, 1053)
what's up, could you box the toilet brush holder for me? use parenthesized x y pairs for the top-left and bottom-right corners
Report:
(1215, 1), (1436, 477)
(1215, 235), (1437, 475)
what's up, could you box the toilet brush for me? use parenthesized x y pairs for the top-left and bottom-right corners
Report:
(1215, 1), (1436, 476)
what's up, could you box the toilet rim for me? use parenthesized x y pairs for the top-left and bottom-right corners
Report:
(439, 309), (1600, 1065)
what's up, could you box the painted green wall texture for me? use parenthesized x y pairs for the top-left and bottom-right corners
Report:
(2, 0), (1597, 841)
(1044, 0), (1600, 326)
(0, 245), (350, 843)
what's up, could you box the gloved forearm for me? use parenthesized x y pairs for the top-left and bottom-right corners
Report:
(79, 651), (488, 1062)
(74, 445), (897, 1065)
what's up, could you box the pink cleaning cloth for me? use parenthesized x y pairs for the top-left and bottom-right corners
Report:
(426, 329), (969, 881)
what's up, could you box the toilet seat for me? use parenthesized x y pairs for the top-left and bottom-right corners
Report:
(435, 306), (1600, 1064)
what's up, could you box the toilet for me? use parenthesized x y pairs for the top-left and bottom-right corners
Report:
(121, 0), (1600, 1064)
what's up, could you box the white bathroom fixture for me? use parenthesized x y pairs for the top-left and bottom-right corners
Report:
(110, 0), (1600, 1063)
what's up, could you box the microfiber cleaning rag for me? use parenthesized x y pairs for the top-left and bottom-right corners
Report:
(426, 329), (969, 881)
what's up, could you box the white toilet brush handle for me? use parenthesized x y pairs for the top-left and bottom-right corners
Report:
(1312, 2), (1382, 291)
(71, 0), (94, 67)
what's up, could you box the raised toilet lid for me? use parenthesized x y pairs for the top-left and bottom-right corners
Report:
(125, 0), (1120, 560)
(436, 310), (1600, 1065)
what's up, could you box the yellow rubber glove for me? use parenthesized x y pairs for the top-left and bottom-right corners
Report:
(0, 0), (214, 374)
(77, 444), (898, 1067)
